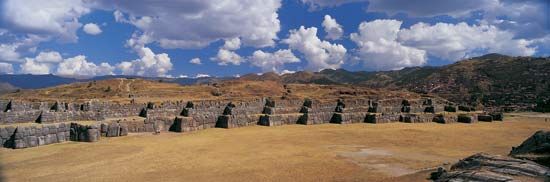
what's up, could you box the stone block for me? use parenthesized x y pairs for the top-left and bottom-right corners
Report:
(458, 114), (476, 123)
(14, 128), (24, 140)
(87, 129), (99, 142)
(57, 132), (66, 142)
(0, 127), (8, 139)
(14, 139), (26, 149)
(119, 123), (128, 136)
(28, 136), (38, 147)
(490, 112), (504, 121)
(48, 125), (57, 134)
(42, 127), (49, 136)
(5, 126), (15, 135)
(46, 134), (57, 144)
(38, 136), (45, 146)
(478, 115), (493, 122)
(100, 123), (108, 134)
(107, 123), (120, 137)
(29, 126), (36, 135)
(444, 105), (457, 112)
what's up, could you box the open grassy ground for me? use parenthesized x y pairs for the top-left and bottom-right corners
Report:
(1, 115), (549, 182)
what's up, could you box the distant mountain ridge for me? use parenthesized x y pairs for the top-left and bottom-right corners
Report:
(0, 74), (229, 90)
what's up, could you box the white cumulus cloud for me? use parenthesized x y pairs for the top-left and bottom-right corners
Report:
(98, 0), (281, 49)
(116, 32), (173, 77)
(1, 0), (91, 42)
(35, 51), (62, 63)
(350, 19), (427, 70)
(0, 43), (21, 62)
(223, 37), (241, 51)
(189, 58), (202, 65)
(83, 23), (102, 35)
(56, 55), (114, 76)
(195, 74), (210, 78)
(398, 22), (536, 60)
(0, 63), (14, 74)
(19, 58), (51, 74)
(249, 49), (300, 73)
(211, 49), (243, 66)
(117, 46), (173, 77)
(282, 26), (347, 71)
(322, 15), (343, 40)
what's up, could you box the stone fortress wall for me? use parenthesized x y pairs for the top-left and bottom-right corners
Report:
(0, 97), (503, 149)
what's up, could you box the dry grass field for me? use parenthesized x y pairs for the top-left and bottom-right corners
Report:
(1, 115), (549, 182)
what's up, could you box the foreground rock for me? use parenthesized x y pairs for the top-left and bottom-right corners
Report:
(510, 130), (550, 167)
(432, 153), (550, 181)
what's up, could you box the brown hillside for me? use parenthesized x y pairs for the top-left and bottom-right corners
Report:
(0, 78), (423, 103)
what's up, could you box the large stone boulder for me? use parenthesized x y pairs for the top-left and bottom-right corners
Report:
(106, 123), (120, 137)
(510, 130), (550, 167)
(70, 123), (100, 142)
(490, 112), (504, 121)
(457, 114), (476, 123)
(444, 105), (456, 112)
(432, 153), (550, 181)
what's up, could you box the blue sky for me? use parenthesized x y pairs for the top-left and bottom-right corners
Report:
(0, 0), (548, 78)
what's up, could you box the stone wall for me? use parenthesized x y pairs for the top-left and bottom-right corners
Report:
(1, 123), (71, 149)
(1, 97), (500, 149)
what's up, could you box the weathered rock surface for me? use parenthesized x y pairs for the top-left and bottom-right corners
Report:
(432, 153), (550, 182)
(510, 130), (550, 167)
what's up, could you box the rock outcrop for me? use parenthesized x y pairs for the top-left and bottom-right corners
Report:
(510, 130), (550, 167)
(432, 153), (550, 181)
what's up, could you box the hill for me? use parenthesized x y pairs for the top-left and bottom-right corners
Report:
(0, 74), (228, 93)
(0, 78), (417, 103)
(239, 54), (550, 111)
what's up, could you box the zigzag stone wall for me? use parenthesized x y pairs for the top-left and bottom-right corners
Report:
(0, 97), (502, 149)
